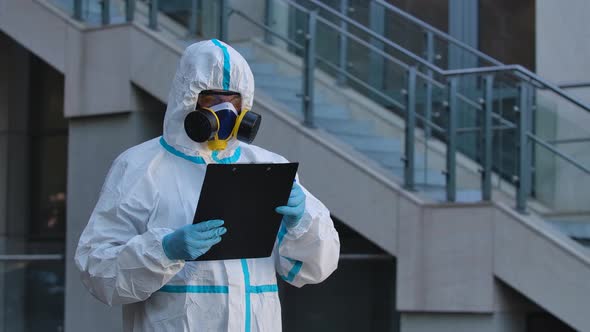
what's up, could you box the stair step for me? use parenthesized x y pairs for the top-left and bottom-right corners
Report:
(318, 118), (375, 136)
(255, 75), (302, 90)
(337, 134), (402, 153)
(249, 62), (277, 75)
(274, 92), (331, 105)
(546, 220), (590, 240)
(362, 150), (426, 169)
(280, 104), (351, 121)
(262, 89), (300, 101)
(418, 187), (483, 203)
(390, 168), (447, 187)
(275, 98), (348, 118)
(232, 46), (256, 60)
(313, 106), (351, 120)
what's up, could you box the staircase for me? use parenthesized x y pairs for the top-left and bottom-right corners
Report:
(3, 0), (590, 330)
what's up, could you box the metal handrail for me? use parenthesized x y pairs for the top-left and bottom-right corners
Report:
(372, 0), (502, 67)
(314, 14), (411, 71)
(558, 81), (590, 89)
(306, 0), (590, 116)
(231, 10), (304, 50)
(279, 0), (311, 14)
(315, 56), (406, 110)
(528, 134), (590, 175)
(312, 13), (449, 90)
(443, 65), (590, 112)
(305, 0), (441, 73)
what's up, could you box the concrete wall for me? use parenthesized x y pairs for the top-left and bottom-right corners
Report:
(400, 312), (524, 332)
(64, 24), (135, 117)
(396, 202), (494, 313)
(535, 0), (590, 213)
(65, 99), (164, 332)
(494, 204), (590, 331)
(0, 0), (72, 73)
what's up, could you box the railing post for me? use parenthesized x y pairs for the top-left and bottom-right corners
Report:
(188, 0), (200, 37)
(126, 0), (136, 22)
(403, 67), (417, 191)
(516, 82), (531, 213)
(337, 0), (349, 86)
(302, 10), (317, 127)
(424, 31), (434, 140)
(149, 0), (158, 30)
(73, 0), (83, 21)
(219, 0), (228, 41)
(446, 77), (458, 202)
(368, 1), (384, 94)
(102, 0), (111, 25)
(482, 75), (494, 200)
(264, 0), (274, 44)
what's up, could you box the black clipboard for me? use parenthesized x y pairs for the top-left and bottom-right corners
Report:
(192, 162), (299, 261)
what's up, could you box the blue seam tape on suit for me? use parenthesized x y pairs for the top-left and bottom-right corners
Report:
(159, 285), (229, 293)
(276, 223), (304, 282)
(248, 284), (279, 293)
(241, 259), (252, 332)
(160, 137), (206, 164)
(211, 39), (231, 90)
(158, 284), (278, 294)
(277, 223), (288, 246)
(212, 148), (241, 164)
(281, 261), (303, 282)
(160, 137), (241, 164)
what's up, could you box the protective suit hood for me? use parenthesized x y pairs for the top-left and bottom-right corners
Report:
(163, 39), (255, 158)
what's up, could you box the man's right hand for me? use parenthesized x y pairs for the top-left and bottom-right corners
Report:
(162, 219), (227, 260)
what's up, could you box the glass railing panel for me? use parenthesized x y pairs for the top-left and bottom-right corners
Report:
(313, 3), (345, 79)
(532, 138), (590, 214)
(49, 0), (75, 16)
(191, 0), (221, 40)
(48, 0), (101, 24)
(0, 258), (65, 332)
(412, 75), (449, 198)
(382, 12), (428, 61)
(380, 58), (408, 110)
(489, 75), (519, 190)
(155, 0), (194, 28)
(452, 86), (484, 199)
(307, 0), (502, 71)
(435, 35), (498, 70)
(531, 87), (590, 212)
(131, 0), (219, 41)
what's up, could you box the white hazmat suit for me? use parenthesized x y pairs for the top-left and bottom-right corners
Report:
(75, 39), (340, 331)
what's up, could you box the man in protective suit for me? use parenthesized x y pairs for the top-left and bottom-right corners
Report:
(75, 39), (340, 331)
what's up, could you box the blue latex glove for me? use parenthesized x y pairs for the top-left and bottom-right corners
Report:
(275, 183), (306, 229)
(162, 219), (227, 260)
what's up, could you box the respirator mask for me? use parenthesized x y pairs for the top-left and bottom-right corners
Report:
(184, 92), (262, 151)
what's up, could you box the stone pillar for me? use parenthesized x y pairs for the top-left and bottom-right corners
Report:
(64, 88), (164, 332)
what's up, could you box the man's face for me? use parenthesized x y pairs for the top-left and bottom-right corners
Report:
(198, 90), (242, 112)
